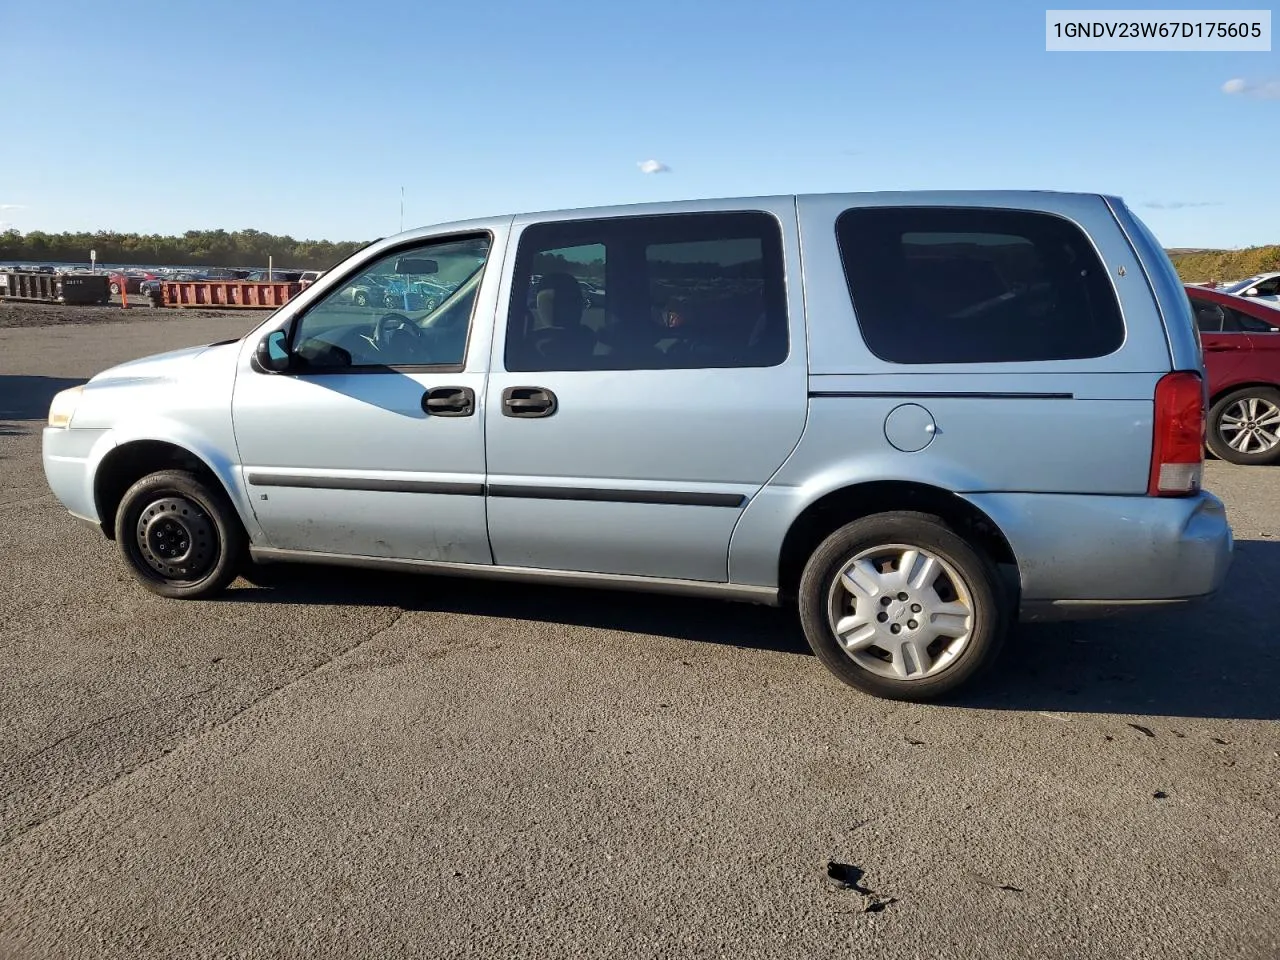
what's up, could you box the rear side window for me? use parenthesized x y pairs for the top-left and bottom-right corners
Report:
(835, 207), (1125, 364)
(505, 211), (788, 372)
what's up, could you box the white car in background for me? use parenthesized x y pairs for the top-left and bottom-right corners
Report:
(1220, 272), (1280, 309)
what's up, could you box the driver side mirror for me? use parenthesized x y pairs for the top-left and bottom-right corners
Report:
(255, 329), (292, 373)
(1245, 287), (1260, 297)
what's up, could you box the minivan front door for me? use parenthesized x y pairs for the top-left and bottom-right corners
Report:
(232, 232), (498, 564)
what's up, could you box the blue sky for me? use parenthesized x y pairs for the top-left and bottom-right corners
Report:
(0, 0), (1276, 248)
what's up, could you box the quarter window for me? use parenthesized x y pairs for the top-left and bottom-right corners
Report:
(289, 234), (491, 370)
(504, 212), (789, 372)
(835, 207), (1126, 364)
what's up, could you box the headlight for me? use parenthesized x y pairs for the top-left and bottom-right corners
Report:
(48, 385), (84, 428)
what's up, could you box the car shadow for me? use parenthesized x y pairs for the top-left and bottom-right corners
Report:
(228, 538), (1278, 721)
(0, 376), (86, 420)
(229, 564), (812, 656)
(947, 537), (1279, 721)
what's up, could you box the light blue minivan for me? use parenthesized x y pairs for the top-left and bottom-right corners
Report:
(42, 191), (1234, 700)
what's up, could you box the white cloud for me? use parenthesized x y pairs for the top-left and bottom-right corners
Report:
(0, 203), (26, 211)
(1141, 201), (1222, 210)
(637, 159), (671, 174)
(1222, 77), (1280, 98)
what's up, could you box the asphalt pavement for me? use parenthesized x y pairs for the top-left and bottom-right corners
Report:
(1, 305), (1278, 959)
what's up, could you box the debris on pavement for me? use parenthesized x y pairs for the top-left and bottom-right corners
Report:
(826, 861), (874, 895)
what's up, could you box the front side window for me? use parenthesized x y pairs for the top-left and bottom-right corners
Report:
(504, 211), (788, 372)
(835, 207), (1126, 364)
(289, 234), (491, 370)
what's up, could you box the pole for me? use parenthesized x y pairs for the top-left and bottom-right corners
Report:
(268, 254), (273, 283)
(400, 186), (404, 233)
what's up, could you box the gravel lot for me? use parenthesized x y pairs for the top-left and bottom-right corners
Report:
(1, 302), (1278, 959)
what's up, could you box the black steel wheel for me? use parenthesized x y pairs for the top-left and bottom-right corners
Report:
(115, 469), (245, 599)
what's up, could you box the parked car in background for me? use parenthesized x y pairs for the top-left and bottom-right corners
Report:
(299, 270), (324, 287)
(1219, 271), (1280, 309)
(41, 191), (1233, 702)
(243, 270), (302, 283)
(140, 272), (207, 300)
(108, 271), (157, 295)
(1186, 283), (1280, 465)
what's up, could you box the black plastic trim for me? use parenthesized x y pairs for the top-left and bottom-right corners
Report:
(487, 484), (747, 507)
(808, 390), (1074, 400)
(243, 474), (744, 507)
(246, 474), (484, 496)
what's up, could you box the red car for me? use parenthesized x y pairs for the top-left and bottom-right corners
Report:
(1185, 283), (1280, 465)
(107, 271), (158, 295)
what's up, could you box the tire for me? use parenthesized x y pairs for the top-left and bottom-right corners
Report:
(110, 282), (120, 295)
(1206, 386), (1280, 466)
(355, 292), (369, 307)
(114, 469), (245, 599)
(797, 510), (1009, 701)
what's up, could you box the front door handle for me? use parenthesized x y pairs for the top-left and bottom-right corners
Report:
(502, 386), (557, 418)
(1203, 344), (1239, 352)
(422, 386), (475, 417)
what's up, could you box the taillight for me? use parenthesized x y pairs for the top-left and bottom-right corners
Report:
(1148, 371), (1205, 497)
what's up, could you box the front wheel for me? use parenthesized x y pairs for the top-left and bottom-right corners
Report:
(797, 511), (1009, 701)
(1206, 386), (1280, 465)
(115, 470), (245, 599)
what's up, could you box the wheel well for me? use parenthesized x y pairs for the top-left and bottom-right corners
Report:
(94, 441), (223, 540)
(1210, 381), (1280, 407)
(776, 481), (1017, 604)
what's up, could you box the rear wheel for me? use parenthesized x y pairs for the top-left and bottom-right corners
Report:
(1206, 386), (1280, 465)
(114, 470), (245, 599)
(797, 511), (1009, 701)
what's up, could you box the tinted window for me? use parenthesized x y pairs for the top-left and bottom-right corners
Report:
(505, 212), (788, 371)
(1227, 306), (1279, 333)
(835, 207), (1125, 364)
(290, 235), (490, 370)
(1188, 294), (1226, 333)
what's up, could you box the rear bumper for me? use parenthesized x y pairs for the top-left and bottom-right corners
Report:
(1017, 594), (1217, 623)
(964, 489), (1233, 621)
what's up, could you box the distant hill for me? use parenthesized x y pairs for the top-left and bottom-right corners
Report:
(1167, 245), (1280, 283)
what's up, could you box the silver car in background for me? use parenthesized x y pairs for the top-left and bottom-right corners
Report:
(42, 191), (1233, 701)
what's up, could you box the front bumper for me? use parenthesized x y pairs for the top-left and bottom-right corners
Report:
(42, 426), (108, 525)
(964, 489), (1234, 622)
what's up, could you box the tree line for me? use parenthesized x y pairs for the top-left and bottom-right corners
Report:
(1168, 245), (1280, 283)
(0, 228), (372, 270)
(2, 226), (1277, 283)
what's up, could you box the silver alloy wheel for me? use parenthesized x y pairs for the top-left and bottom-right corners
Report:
(826, 543), (974, 681)
(1220, 396), (1280, 454)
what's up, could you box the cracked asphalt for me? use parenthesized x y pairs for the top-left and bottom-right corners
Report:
(1, 304), (1278, 959)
